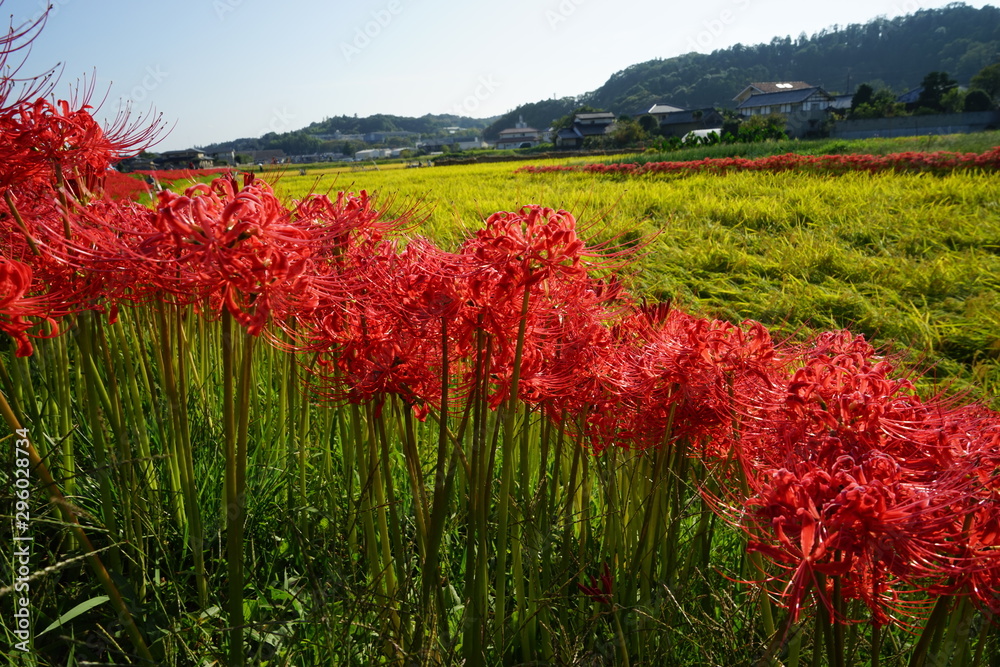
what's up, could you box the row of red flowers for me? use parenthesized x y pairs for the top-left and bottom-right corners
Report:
(517, 147), (1000, 177)
(102, 167), (236, 201)
(1, 84), (999, 633)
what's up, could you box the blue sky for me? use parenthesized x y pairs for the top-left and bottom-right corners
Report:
(9, 0), (995, 151)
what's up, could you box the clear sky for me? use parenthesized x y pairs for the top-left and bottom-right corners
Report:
(9, 0), (995, 151)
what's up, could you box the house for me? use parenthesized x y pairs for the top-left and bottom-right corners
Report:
(249, 149), (287, 164)
(647, 103), (686, 121)
(574, 111), (616, 127)
(115, 156), (157, 172)
(554, 111), (616, 149)
(735, 86), (836, 139)
(454, 137), (487, 151)
(733, 81), (814, 105)
(355, 148), (392, 160)
(495, 116), (544, 149)
(736, 87), (834, 117)
(657, 108), (726, 138)
(212, 150), (237, 165)
(828, 94), (854, 112)
(155, 149), (214, 170)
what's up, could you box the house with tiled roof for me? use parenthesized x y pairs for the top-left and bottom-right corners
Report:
(647, 103), (686, 118)
(736, 86), (834, 117)
(155, 149), (214, 170)
(733, 81), (814, 105)
(657, 108), (726, 138)
(735, 85), (835, 138)
(495, 115), (544, 149)
(555, 112), (616, 149)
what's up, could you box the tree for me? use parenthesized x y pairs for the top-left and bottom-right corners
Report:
(610, 118), (648, 147)
(851, 83), (874, 111)
(963, 89), (994, 111)
(941, 87), (966, 113)
(970, 62), (1000, 101)
(637, 114), (660, 136)
(914, 71), (958, 112)
(737, 113), (787, 142)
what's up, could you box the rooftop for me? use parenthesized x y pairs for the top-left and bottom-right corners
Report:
(736, 87), (832, 109)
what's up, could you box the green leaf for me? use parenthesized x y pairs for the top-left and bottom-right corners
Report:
(37, 596), (110, 637)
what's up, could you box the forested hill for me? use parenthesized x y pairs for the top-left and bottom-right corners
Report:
(484, 3), (1000, 137)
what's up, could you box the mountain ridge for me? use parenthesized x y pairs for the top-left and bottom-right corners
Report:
(200, 3), (999, 153)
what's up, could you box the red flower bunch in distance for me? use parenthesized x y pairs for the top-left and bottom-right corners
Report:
(516, 148), (1000, 178)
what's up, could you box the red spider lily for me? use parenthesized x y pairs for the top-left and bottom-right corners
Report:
(0, 5), (58, 114)
(0, 257), (59, 356)
(30, 196), (165, 315)
(710, 330), (1000, 627)
(0, 96), (162, 199)
(306, 239), (459, 414)
(577, 563), (614, 606)
(269, 190), (419, 350)
(580, 307), (782, 453)
(123, 174), (320, 335)
(455, 206), (638, 411)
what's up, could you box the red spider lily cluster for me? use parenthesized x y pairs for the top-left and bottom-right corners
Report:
(517, 147), (1000, 178)
(711, 332), (1000, 627)
(2, 15), (999, 638)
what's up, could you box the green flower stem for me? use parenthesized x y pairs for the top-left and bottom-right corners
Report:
(0, 388), (155, 664)
(495, 283), (532, 659)
(464, 328), (494, 667)
(156, 303), (208, 608)
(76, 313), (122, 573)
(221, 310), (245, 667)
(417, 317), (452, 651)
(3, 190), (41, 256)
